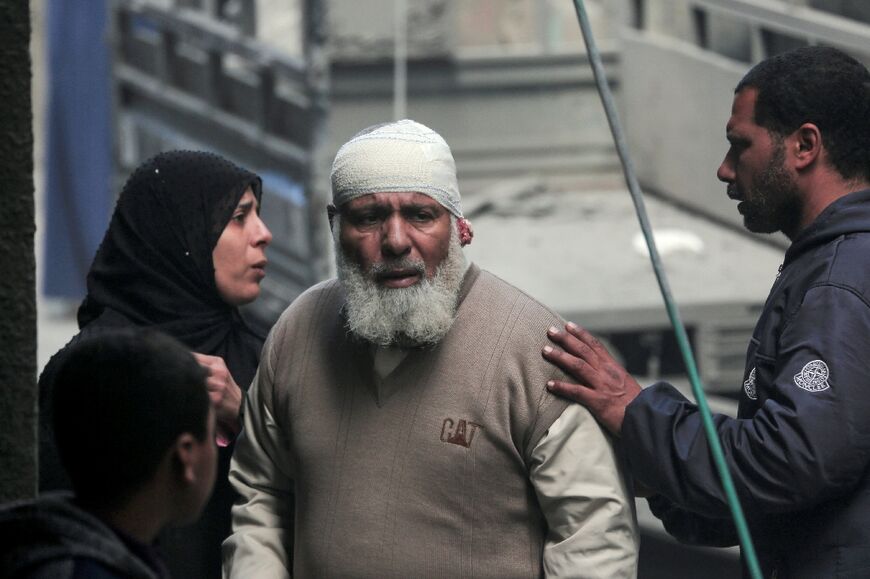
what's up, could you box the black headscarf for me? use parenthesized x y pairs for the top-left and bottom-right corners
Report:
(38, 151), (266, 578)
(77, 149), (265, 388)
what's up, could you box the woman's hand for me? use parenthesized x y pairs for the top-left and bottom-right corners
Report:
(192, 352), (242, 446)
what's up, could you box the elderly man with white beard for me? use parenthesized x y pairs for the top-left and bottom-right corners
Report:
(222, 120), (638, 579)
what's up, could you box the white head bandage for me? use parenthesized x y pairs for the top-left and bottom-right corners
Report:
(330, 119), (463, 217)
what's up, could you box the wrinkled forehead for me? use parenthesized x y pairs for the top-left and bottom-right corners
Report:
(341, 191), (446, 211)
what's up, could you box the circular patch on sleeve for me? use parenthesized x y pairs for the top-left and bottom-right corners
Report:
(743, 367), (758, 400)
(793, 359), (830, 392)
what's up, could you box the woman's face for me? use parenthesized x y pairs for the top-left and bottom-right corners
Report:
(213, 188), (272, 306)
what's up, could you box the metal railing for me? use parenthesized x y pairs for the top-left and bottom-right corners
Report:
(692, 0), (870, 61)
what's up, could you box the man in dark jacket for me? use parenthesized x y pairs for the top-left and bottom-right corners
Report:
(0, 328), (217, 578)
(543, 46), (870, 578)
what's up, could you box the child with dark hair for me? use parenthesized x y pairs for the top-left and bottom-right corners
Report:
(0, 328), (216, 578)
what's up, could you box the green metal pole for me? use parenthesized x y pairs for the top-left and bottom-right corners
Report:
(568, 1), (763, 577)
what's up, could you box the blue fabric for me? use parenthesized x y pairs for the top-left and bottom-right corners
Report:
(624, 189), (870, 578)
(72, 558), (128, 579)
(43, 0), (112, 299)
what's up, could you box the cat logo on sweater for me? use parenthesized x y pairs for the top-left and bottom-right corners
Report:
(441, 418), (482, 448)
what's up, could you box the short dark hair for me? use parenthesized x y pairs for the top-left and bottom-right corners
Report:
(736, 45), (870, 182)
(52, 328), (209, 507)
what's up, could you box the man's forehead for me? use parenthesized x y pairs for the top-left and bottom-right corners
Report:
(730, 89), (758, 122)
(725, 88), (761, 137)
(344, 191), (443, 210)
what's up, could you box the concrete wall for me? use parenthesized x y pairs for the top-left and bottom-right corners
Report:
(329, 0), (451, 60)
(325, 0), (628, 187)
(621, 29), (747, 229)
(329, 52), (621, 185)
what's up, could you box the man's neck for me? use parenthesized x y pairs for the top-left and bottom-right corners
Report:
(372, 344), (409, 379)
(793, 175), (870, 239)
(87, 491), (167, 544)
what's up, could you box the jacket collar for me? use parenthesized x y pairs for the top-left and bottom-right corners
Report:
(783, 188), (870, 267)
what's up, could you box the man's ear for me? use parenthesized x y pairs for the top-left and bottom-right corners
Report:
(173, 433), (200, 485)
(327, 204), (337, 230)
(792, 122), (822, 170)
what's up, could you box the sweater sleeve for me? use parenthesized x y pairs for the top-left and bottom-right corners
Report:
(222, 325), (295, 579)
(622, 285), (870, 518)
(530, 404), (639, 579)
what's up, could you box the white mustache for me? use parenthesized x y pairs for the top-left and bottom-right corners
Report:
(369, 258), (425, 278)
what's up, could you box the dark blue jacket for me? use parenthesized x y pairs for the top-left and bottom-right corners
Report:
(0, 493), (168, 579)
(623, 190), (870, 578)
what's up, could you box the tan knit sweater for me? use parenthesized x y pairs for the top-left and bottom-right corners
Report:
(225, 265), (621, 578)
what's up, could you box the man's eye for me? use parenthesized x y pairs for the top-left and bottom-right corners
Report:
(410, 212), (434, 222)
(729, 139), (748, 152)
(354, 213), (380, 225)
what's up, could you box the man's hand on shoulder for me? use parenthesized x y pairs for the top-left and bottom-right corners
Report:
(542, 323), (642, 436)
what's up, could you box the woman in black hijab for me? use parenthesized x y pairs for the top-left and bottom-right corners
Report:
(39, 150), (273, 578)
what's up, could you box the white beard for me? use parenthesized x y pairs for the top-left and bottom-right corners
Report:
(335, 228), (467, 348)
